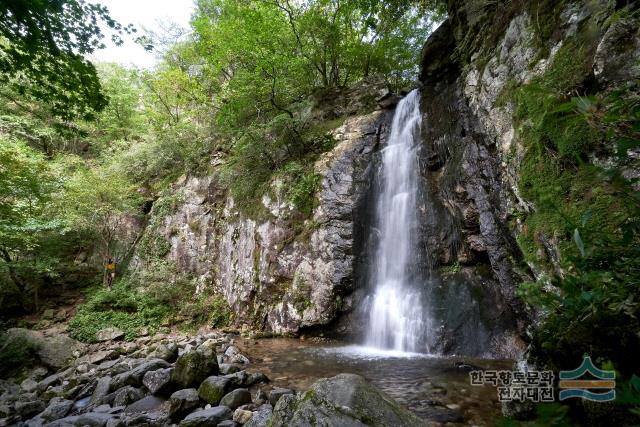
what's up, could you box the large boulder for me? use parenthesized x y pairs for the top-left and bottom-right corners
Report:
(112, 386), (145, 407)
(169, 388), (200, 419)
(197, 376), (230, 405)
(219, 388), (251, 410)
(39, 397), (74, 422)
(143, 368), (174, 395)
(172, 350), (218, 389)
(270, 374), (425, 427)
(5, 328), (84, 369)
(179, 406), (233, 427)
(244, 404), (273, 427)
(95, 328), (125, 342)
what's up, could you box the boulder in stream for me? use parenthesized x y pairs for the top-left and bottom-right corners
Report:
(270, 373), (426, 427)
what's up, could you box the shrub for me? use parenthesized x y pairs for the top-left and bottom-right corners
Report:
(67, 283), (169, 342)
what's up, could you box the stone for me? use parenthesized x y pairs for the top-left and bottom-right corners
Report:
(143, 368), (174, 395)
(230, 354), (250, 365)
(21, 378), (38, 393)
(96, 327), (125, 342)
(219, 364), (241, 375)
(36, 373), (65, 394)
(15, 400), (45, 418)
(270, 374), (424, 427)
(91, 376), (112, 405)
(223, 371), (249, 389)
(40, 397), (73, 421)
(124, 395), (165, 414)
(111, 359), (170, 390)
(68, 411), (116, 426)
(220, 388), (251, 410)
(246, 372), (269, 386)
(594, 16), (640, 85)
(268, 388), (293, 407)
(198, 376), (231, 405)
(219, 421), (240, 427)
(179, 406), (233, 427)
(5, 328), (84, 370)
(76, 350), (118, 366)
(150, 343), (179, 362)
(172, 350), (218, 389)
(42, 309), (55, 320)
(113, 386), (145, 407)
(169, 388), (200, 419)
(233, 408), (253, 424)
(122, 410), (170, 426)
(244, 404), (272, 427)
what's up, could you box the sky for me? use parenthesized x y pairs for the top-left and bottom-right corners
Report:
(88, 0), (195, 69)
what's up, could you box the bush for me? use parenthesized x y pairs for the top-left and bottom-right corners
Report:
(67, 283), (169, 342)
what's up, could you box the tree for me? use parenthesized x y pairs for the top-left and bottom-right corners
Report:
(0, 0), (144, 120)
(0, 138), (58, 310)
(55, 161), (142, 288)
(93, 64), (145, 143)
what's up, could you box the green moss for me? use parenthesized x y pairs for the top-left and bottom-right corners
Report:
(291, 276), (313, 313)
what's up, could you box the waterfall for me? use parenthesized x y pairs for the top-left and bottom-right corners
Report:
(364, 89), (430, 353)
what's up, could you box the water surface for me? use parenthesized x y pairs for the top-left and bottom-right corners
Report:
(239, 338), (512, 426)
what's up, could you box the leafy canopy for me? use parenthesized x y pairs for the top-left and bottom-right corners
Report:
(0, 0), (145, 120)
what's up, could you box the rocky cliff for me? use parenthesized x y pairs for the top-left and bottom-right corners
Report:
(415, 0), (639, 360)
(130, 80), (394, 336)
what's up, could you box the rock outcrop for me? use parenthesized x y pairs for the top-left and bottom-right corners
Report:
(130, 80), (393, 336)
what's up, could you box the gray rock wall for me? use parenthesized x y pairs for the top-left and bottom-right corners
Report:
(131, 110), (391, 335)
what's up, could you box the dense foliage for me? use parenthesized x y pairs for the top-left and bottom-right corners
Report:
(0, 0), (149, 120)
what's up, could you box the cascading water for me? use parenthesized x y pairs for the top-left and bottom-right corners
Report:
(364, 89), (431, 353)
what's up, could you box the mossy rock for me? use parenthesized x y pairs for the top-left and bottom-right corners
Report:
(171, 350), (218, 389)
(197, 376), (231, 405)
(270, 373), (426, 427)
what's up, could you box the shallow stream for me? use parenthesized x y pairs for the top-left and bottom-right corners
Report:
(238, 338), (513, 425)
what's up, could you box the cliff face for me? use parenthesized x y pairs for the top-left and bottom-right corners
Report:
(130, 81), (393, 335)
(416, 0), (640, 358)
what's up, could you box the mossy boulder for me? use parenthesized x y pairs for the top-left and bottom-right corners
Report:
(197, 376), (231, 405)
(270, 373), (426, 427)
(171, 350), (218, 389)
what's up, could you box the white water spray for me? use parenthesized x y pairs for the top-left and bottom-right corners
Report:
(365, 89), (430, 353)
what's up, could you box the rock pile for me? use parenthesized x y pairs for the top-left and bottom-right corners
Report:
(0, 332), (275, 427)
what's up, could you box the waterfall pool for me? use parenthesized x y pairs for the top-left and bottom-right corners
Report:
(237, 337), (513, 425)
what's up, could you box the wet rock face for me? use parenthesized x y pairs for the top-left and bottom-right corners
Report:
(409, 0), (640, 358)
(5, 328), (84, 370)
(131, 106), (391, 335)
(408, 8), (539, 356)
